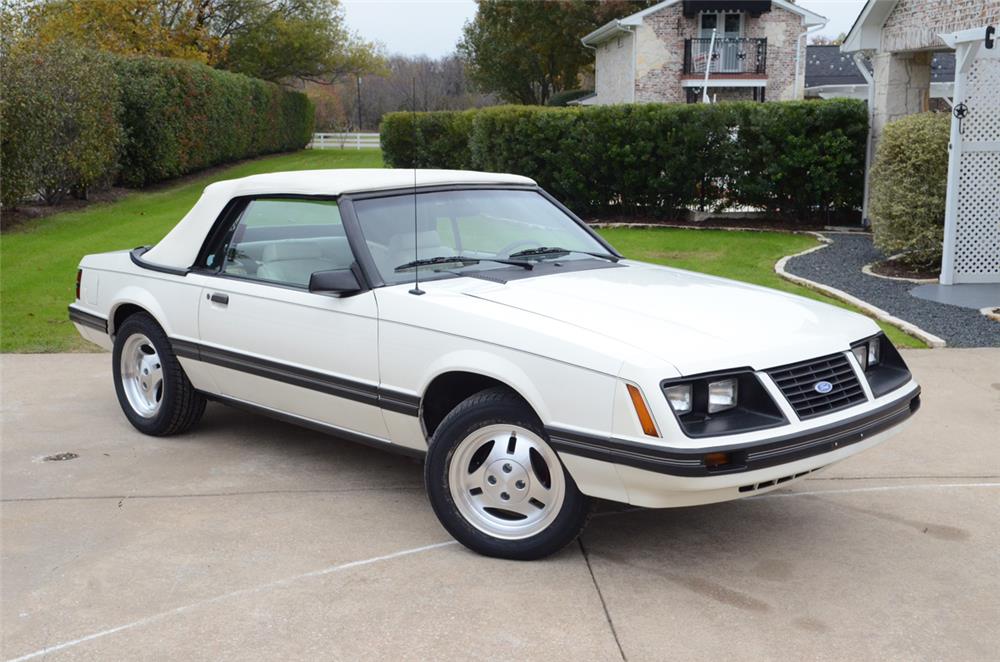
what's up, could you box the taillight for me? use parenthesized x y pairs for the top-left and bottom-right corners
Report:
(76, 269), (82, 300)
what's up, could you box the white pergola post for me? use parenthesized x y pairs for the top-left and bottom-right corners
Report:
(939, 26), (1000, 285)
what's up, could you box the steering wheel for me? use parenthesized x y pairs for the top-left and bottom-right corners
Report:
(496, 239), (543, 258)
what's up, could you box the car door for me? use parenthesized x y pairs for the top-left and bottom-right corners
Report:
(189, 196), (389, 440)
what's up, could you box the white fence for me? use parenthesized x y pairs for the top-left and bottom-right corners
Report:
(308, 132), (380, 150)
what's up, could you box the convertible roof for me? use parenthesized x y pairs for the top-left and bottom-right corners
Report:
(141, 169), (536, 269)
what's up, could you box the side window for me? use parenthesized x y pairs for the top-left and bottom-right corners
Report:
(219, 199), (352, 287)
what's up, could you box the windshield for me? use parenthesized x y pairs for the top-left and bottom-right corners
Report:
(352, 189), (610, 285)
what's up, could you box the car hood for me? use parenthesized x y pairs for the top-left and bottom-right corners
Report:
(463, 261), (877, 375)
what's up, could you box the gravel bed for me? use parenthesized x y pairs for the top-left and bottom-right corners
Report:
(784, 233), (1000, 348)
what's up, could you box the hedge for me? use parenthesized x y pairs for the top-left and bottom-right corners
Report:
(381, 99), (868, 219)
(1, 46), (314, 206)
(115, 56), (314, 187)
(870, 112), (950, 268)
(1, 45), (122, 207)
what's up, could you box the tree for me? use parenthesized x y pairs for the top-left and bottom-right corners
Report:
(219, 0), (385, 83)
(810, 32), (848, 46)
(306, 53), (495, 131)
(11, 0), (383, 83)
(458, 0), (657, 105)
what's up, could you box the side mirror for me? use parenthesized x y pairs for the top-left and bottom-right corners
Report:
(308, 268), (362, 296)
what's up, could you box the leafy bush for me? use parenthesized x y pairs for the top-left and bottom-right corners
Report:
(869, 112), (950, 268)
(114, 56), (314, 187)
(381, 99), (868, 219)
(1, 47), (313, 207)
(546, 89), (593, 106)
(1, 44), (122, 206)
(381, 110), (475, 169)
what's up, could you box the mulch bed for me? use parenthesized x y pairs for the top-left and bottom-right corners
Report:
(868, 258), (939, 281)
(1, 188), (132, 232)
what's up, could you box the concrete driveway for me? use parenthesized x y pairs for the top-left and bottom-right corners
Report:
(2, 350), (998, 661)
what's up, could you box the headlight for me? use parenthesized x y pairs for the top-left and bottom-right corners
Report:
(852, 337), (880, 370)
(707, 378), (738, 413)
(664, 384), (693, 414)
(851, 334), (911, 397)
(661, 371), (785, 438)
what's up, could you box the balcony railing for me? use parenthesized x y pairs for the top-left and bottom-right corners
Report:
(683, 37), (767, 75)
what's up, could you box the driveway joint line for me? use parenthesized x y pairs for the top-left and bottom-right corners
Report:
(579, 538), (627, 662)
(4, 540), (458, 662)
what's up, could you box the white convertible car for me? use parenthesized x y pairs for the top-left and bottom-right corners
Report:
(69, 169), (920, 559)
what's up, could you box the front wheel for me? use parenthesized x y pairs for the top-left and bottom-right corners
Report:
(424, 387), (590, 560)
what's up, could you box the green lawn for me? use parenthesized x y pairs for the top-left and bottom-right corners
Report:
(0, 148), (923, 351)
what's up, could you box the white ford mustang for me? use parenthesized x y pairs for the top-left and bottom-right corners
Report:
(69, 169), (920, 559)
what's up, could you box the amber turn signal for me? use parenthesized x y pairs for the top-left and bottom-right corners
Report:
(703, 452), (731, 468)
(626, 384), (659, 437)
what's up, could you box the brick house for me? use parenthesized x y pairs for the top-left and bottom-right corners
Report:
(841, 0), (998, 139)
(578, 0), (826, 105)
(839, 0), (998, 223)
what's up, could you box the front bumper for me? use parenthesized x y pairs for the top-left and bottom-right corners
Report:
(547, 386), (919, 479)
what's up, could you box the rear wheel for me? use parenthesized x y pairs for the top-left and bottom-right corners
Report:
(424, 387), (589, 560)
(112, 312), (205, 436)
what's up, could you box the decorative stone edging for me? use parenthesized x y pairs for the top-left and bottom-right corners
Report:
(860, 260), (937, 285)
(775, 237), (947, 348)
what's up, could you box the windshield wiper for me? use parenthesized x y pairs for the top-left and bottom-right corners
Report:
(507, 246), (619, 263)
(394, 255), (532, 273)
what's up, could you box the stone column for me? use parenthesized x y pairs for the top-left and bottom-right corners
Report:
(871, 51), (933, 140)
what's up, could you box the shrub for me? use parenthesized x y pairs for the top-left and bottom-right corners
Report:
(381, 110), (475, 169)
(381, 99), (868, 219)
(1, 44), (122, 207)
(727, 99), (868, 216)
(869, 112), (950, 267)
(114, 56), (314, 187)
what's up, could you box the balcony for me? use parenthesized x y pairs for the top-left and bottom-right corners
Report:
(683, 37), (767, 76)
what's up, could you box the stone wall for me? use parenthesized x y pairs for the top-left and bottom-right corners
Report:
(881, 0), (999, 52)
(634, 3), (687, 103)
(631, 2), (807, 103)
(743, 5), (806, 101)
(593, 30), (635, 104)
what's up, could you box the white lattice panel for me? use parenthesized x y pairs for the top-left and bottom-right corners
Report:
(955, 151), (1000, 279)
(962, 58), (1000, 141)
(945, 43), (1000, 284)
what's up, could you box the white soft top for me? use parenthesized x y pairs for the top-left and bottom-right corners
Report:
(141, 169), (536, 269)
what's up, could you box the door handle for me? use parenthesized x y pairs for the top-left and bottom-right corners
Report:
(209, 293), (229, 305)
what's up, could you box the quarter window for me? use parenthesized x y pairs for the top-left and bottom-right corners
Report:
(215, 198), (353, 288)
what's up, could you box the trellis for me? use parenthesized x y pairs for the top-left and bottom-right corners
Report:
(940, 26), (1000, 285)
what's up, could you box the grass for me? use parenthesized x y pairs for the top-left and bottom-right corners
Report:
(0, 148), (924, 351)
(598, 227), (925, 348)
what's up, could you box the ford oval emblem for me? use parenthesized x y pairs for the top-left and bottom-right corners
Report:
(814, 380), (834, 394)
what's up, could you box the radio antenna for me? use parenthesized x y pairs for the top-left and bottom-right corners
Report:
(409, 75), (424, 296)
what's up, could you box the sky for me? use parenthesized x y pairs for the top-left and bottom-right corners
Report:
(341, 0), (869, 59)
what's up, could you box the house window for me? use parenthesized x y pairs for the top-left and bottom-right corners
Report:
(700, 12), (742, 38)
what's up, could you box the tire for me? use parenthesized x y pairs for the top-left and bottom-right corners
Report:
(112, 312), (205, 436)
(424, 387), (590, 560)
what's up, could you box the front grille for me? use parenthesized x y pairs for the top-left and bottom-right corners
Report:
(767, 353), (867, 420)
